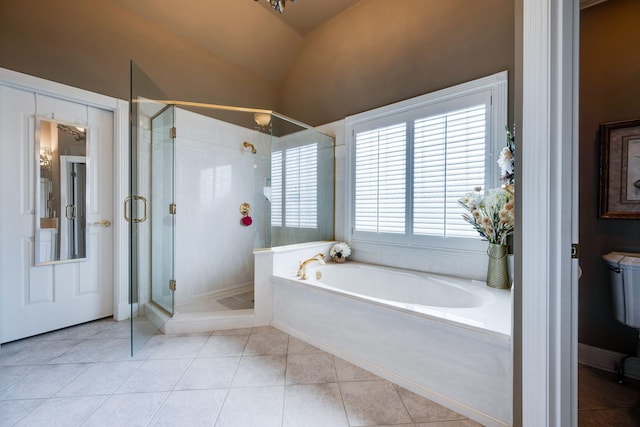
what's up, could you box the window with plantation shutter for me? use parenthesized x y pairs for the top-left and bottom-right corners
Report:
(271, 143), (318, 229)
(355, 123), (406, 234)
(347, 71), (507, 254)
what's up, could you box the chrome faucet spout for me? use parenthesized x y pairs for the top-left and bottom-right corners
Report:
(297, 253), (325, 280)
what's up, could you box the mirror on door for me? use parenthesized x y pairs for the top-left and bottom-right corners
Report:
(35, 117), (88, 265)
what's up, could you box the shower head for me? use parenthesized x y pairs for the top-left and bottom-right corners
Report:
(243, 141), (257, 154)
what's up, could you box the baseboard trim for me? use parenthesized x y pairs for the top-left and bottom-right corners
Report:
(115, 302), (131, 321)
(578, 342), (640, 380)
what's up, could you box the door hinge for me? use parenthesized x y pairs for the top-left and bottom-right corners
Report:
(571, 243), (579, 259)
(169, 204), (177, 215)
(169, 279), (176, 291)
(169, 127), (176, 139)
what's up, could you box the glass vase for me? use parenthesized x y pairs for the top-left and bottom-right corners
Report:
(486, 243), (511, 289)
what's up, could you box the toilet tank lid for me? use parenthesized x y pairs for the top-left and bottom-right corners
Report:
(603, 252), (640, 268)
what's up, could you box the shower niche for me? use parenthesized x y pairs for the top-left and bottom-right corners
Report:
(129, 63), (334, 352)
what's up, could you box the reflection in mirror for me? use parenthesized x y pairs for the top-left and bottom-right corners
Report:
(35, 118), (88, 265)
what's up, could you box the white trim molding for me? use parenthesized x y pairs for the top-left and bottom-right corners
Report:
(521, 0), (579, 426)
(113, 99), (130, 321)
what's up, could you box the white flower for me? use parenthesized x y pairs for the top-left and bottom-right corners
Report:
(498, 147), (514, 175)
(330, 242), (351, 258)
(458, 187), (514, 245)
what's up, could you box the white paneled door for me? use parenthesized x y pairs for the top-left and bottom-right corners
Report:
(0, 86), (114, 343)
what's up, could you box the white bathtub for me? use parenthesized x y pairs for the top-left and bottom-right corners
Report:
(271, 261), (512, 426)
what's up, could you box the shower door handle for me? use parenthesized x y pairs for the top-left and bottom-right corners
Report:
(124, 196), (148, 223)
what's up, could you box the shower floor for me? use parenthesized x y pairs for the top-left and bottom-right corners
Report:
(175, 288), (254, 314)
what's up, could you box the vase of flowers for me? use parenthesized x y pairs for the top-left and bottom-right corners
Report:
(459, 186), (514, 289)
(329, 242), (351, 263)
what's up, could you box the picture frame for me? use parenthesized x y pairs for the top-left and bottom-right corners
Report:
(599, 118), (640, 219)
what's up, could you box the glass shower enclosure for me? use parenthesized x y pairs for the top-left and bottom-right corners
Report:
(128, 63), (334, 355)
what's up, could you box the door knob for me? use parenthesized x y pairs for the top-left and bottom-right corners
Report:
(93, 220), (111, 228)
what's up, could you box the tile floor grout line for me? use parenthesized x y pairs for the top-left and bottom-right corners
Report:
(144, 389), (173, 427)
(8, 397), (46, 426)
(393, 383), (416, 425)
(211, 387), (232, 427)
(332, 355), (352, 427)
(78, 394), (112, 427)
(280, 334), (290, 427)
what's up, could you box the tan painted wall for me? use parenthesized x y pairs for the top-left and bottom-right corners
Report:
(280, 0), (515, 126)
(579, 0), (640, 355)
(0, 1), (514, 126)
(0, 0), (279, 109)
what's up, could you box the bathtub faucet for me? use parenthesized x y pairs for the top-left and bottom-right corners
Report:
(297, 253), (325, 280)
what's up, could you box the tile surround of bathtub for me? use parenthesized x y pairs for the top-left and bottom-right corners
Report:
(266, 241), (334, 277)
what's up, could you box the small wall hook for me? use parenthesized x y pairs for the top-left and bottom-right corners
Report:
(240, 203), (251, 216)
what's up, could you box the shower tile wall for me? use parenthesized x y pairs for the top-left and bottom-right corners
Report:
(174, 108), (270, 307)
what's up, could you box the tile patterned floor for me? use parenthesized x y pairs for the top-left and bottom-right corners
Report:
(0, 318), (481, 427)
(578, 365), (640, 426)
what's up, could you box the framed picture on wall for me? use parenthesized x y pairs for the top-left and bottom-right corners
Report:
(599, 118), (640, 219)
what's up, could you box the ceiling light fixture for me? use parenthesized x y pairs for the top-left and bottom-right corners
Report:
(254, 112), (272, 127)
(255, 0), (296, 14)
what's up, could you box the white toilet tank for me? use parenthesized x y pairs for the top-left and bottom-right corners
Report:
(603, 252), (640, 329)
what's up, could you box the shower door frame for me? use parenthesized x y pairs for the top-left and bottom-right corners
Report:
(149, 105), (176, 315)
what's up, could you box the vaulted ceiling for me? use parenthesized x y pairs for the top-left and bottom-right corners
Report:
(0, 0), (517, 125)
(110, 0), (362, 84)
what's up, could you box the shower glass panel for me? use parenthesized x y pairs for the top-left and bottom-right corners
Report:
(268, 113), (334, 247)
(129, 62), (175, 355)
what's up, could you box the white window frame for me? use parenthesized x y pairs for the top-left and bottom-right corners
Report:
(344, 71), (508, 273)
